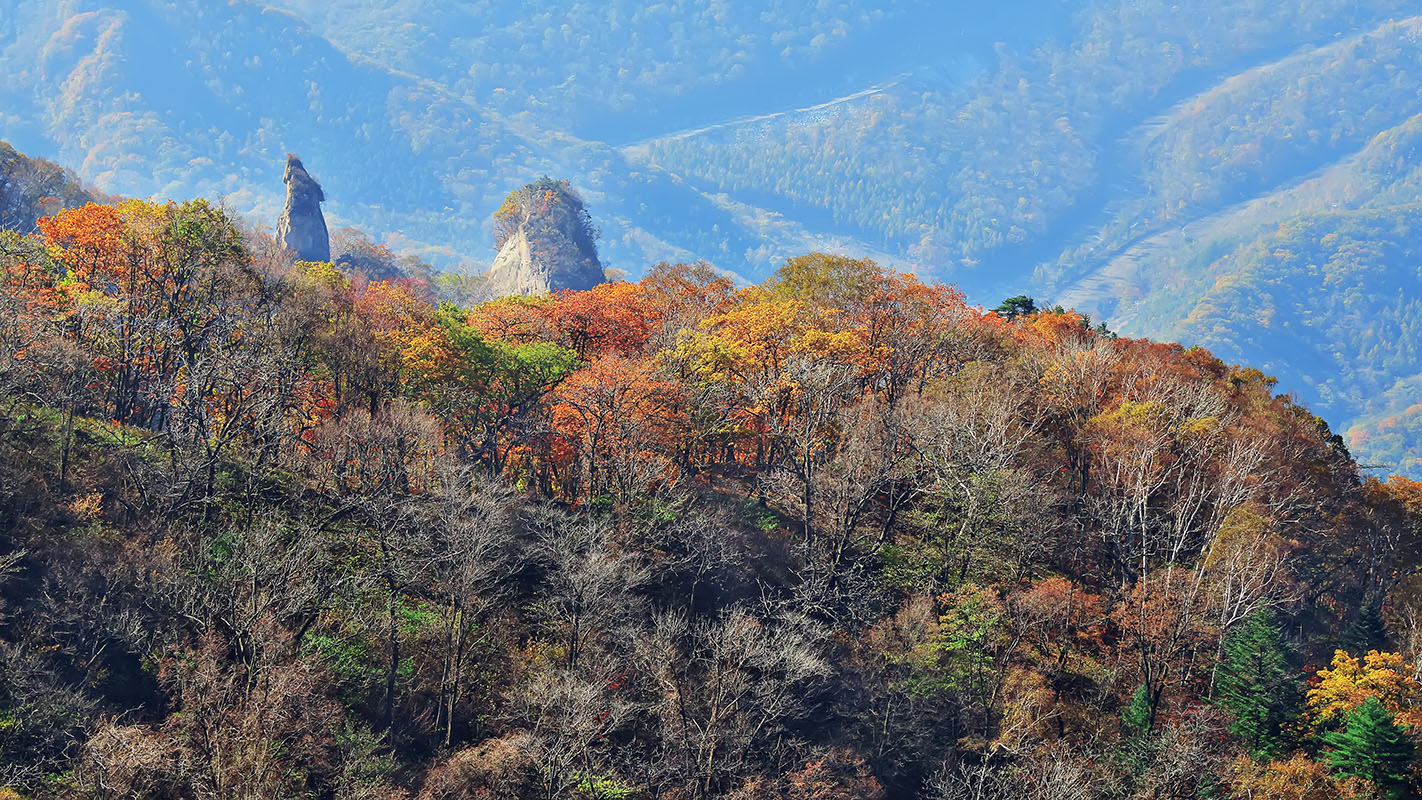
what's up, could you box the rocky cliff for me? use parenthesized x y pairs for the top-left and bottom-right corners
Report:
(275, 155), (330, 263)
(485, 178), (604, 296)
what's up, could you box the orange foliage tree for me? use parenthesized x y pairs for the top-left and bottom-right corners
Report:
(549, 354), (684, 506)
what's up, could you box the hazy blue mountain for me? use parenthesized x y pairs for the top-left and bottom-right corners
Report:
(4, 0), (1422, 472)
(0, 0), (1073, 279)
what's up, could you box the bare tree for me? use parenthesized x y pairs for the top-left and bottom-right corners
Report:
(517, 669), (633, 800)
(529, 510), (646, 671)
(308, 400), (443, 734)
(1036, 337), (1120, 494)
(161, 630), (344, 800)
(648, 503), (748, 612)
(161, 515), (340, 687)
(638, 607), (830, 798)
(76, 722), (176, 800)
(927, 745), (1107, 800)
(406, 463), (519, 746)
(1199, 506), (1293, 693)
(1088, 373), (1275, 727)
(905, 367), (1056, 587)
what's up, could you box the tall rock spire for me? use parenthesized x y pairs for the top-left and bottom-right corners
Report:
(275, 154), (330, 263)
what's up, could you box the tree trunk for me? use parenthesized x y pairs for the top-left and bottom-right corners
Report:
(385, 576), (400, 735)
(59, 401), (75, 493)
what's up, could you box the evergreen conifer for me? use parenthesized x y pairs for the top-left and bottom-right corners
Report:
(1122, 682), (1152, 736)
(1341, 605), (1389, 655)
(1323, 696), (1416, 799)
(1215, 610), (1303, 758)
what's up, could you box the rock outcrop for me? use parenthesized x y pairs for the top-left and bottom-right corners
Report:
(275, 155), (330, 263)
(485, 178), (604, 296)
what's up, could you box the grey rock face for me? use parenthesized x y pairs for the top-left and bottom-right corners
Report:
(487, 227), (540, 295)
(275, 155), (330, 263)
(486, 226), (605, 296)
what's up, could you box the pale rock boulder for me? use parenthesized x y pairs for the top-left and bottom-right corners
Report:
(487, 227), (605, 296)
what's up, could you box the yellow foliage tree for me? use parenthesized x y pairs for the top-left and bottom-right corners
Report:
(1227, 753), (1371, 800)
(1306, 649), (1422, 729)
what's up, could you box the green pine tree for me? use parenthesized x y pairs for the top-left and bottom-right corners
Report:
(992, 295), (1037, 319)
(1341, 605), (1389, 655)
(1122, 682), (1152, 736)
(1214, 609), (1303, 758)
(1323, 696), (1416, 799)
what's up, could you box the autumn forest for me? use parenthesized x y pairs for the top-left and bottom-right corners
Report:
(0, 196), (1419, 799)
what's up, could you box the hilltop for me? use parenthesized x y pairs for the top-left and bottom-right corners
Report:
(0, 142), (103, 231)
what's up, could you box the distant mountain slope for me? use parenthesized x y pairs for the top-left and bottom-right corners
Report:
(630, 2), (1419, 290)
(0, 0), (740, 273)
(10, 0), (1413, 285)
(1048, 17), (1422, 303)
(3, 1), (490, 259)
(1072, 114), (1422, 474)
(1, 1), (1086, 279)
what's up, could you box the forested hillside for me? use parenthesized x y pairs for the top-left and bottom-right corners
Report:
(0, 142), (102, 232)
(3, 201), (1422, 798)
